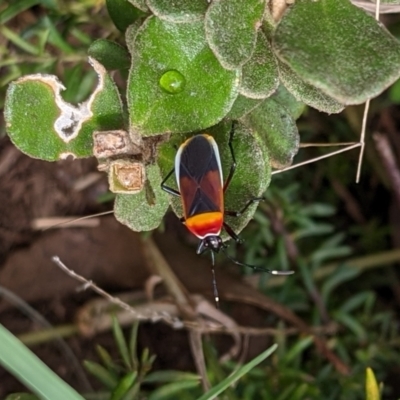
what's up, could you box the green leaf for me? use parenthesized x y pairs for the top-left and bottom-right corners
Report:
(339, 291), (374, 314)
(106, 0), (146, 32)
(112, 316), (132, 370)
(84, 360), (119, 390)
(148, 380), (200, 400)
(301, 203), (335, 217)
(282, 336), (313, 364)
(0, 25), (40, 55)
(96, 345), (120, 373)
(157, 121), (271, 238)
(0, 0), (41, 24)
(127, 17), (240, 136)
(114, 163), (170, 231)
(111, 372), (137, 400)
(197, 344), (278, 400)
(321, 265), (360, 303)
(205, 0), (266, 70)
(335, 312), (367, 341)
(127, 0), (149, 12)
(62, 65), (97, 104)
(244, 97), (299, 168)
(40, 15), (74, 54)
(226, 94), (263, 120)
(88, 39), (131, 70)
(239, 30), (279, 99)
(278, 61), (344, 114)
(5, 58), (125, 160)
(0, 324), (84, 400)
(366, 368), (381, 400)
(389, 78), (400, 104)
(129, 322), (139, 370)
(146, 0), (208, 23)
(273, 0), (400, 104)
(270, 84), (305, 120)
(143, 370), (200, 383)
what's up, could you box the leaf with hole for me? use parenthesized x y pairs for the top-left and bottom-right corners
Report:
(5, 58), (124, 160)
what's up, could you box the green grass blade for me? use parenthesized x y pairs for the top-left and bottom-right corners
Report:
(0, 26), (40, 55)
(112, 316), (132, 369)
(197, 344), (278, 400)
(0, 0), (40, 24)
(0, 324), (85, 400)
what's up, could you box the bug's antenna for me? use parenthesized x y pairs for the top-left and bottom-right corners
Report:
(221, 248), (295, 276)
(210, 251), (220, 308)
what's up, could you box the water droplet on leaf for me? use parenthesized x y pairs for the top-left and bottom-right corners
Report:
(159, 70), (186, 94)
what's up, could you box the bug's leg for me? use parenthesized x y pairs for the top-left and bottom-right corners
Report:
(223, 121), (237, 193)
(225, 197), (264, 217)
(223, 222), (243, 243)
(161, 168), (180, 197)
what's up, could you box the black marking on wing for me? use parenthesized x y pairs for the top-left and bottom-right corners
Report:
(179, 136), (219, 181)
(178, 136), (222, 217)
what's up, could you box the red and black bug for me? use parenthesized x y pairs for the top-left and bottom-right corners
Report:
(161, 123), (294, 302)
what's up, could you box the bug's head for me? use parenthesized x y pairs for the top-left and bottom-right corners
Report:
(197, 235), (224, 254)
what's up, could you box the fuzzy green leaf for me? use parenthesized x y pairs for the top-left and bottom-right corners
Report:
(146, 0), (208, 23)
(88, 39), (130, 70)
(273, 0), (400, 104)
(240, 30), (279, 99)
(127, 0), (148, 12)
(205, 0), (266, 70)
(157, 121), (271, 239)
(106, 0), (146, 32)
(270, 84), (305, 120)
(127, 17), (240, 136)
(244, 97), (299, 168)
(226, 94), (263, 120)
(278, 61), (344, 114)
(5, 58), (124, 160)
(114, 163), (170, 231)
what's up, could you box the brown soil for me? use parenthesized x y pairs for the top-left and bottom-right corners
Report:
(0, 136), (273, 397)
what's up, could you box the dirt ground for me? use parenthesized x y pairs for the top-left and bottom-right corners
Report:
(0, 136), (280, 396)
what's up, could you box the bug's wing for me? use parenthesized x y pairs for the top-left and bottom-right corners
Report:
(178, 136), (224, 218)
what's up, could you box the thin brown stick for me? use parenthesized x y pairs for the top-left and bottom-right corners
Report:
(300, 142), (358, 148)
(355, 0), (380, 182)
(40, 211), (114, 231)
(272, 143), (361, 175)
(51, 256), (184, 328)
(32, 217), (100, 230)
